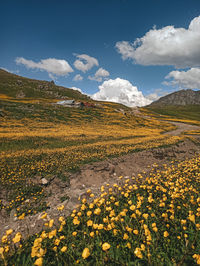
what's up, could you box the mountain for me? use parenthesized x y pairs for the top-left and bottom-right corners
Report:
(149, 89), (200, 106)
(0, 69), (89, 100)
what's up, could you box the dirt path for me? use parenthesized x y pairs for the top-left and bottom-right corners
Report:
(163, 121), (200, 136)
(1, 120), (200, 239)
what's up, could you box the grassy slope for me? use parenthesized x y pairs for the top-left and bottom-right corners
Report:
(145, 105), (200, 122)
(0, 69), (88, 100)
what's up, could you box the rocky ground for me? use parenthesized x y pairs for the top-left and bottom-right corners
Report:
(0, 121), (200, 240)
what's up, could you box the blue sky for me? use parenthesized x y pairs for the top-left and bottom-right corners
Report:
(1, 0), (200, 106)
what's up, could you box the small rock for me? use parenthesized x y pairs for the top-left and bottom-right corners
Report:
(41, 178), (48, 185)
(10, 209), (16, 221)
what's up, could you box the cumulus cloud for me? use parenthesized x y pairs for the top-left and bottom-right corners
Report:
(1, 67), (19, 74)
(116, 16), (200, 68)
(15, 57), (73, 77)
(92, 78), (151, 107)
(146, 88), (169, 102)
(73, 74), (83, 81)
(71, 86), (83, 93)
(165, 67), (200, 89)
(88, 67), (110, 82)
(73, 54), (99, 72)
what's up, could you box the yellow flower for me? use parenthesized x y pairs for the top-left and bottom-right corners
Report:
(82, 198), (87, 204)
(115, 201), (119, 206)
(143, 213), (149, 219)
(18, 213), (25, 220)
(102, 243), (110, 251)
(123, 233), (129, 240)
(181, 219), (186, 225)
(134, 247), (143, 259)
(126, 242), (131, 249)
(73, 218), (80, 225)
(193, 254), (200, 265)
(87, 211), (92, 216)
(61, 246), (67, 252)
(12, 232), (22, 243)
(72, 231), (77, 236)
(2, 235), (7, 243)
(48, 229), (57, 239)
(6, 229), (13, 236)
(49, 219), (54, 228)
(94, 208), (101, 215)
(57, 205), (64, 211)
(130, 205), (136, 211)
(82, 248), (90, 259)
(81, 204), (86, 211)
(0, 247), (4, 258)
(133, 230), (139, 235)
(188, 214), (195, 223)
(54, 239), (60, 246)
(87, 220), (93, 227)
(153, 227), (158, 232)
(90, 232), (95, 237)
(34, 257), (43, 266)
(40, 231), (47, 240)
(53, 246), (57, 252)
(98, 224), (103, 230)
(164, 231), (169, 237)
(41, 213), (47, 219)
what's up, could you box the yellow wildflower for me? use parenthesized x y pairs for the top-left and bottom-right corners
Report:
(34, 257), (43, 266)
(61, 246), (67, 252)
(164, 231), (169, 237)
(6, 229), (13, 236)
(57, 205), (64, 211)
(102, 243), (110, 251)
(82, 248), (90, 259)
(12, 232), (22, 243)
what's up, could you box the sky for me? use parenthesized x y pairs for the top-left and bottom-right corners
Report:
(1, 0), (200, 106)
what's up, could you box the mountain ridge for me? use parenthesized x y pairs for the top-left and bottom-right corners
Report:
(149, 89), (200, 106)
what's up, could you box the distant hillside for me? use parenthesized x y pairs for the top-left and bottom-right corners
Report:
(0, 69), (89, 100)
(149, 89), (200, 106)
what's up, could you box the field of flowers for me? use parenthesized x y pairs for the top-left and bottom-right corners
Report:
(0, 98), (181, 218)
(0, 155), (200, 265)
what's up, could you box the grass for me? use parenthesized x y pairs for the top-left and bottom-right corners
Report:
(0, 96), (181, 219)
(0, 69), (88, 100)
(1, 155), (200, 265)
(145, 105), (200, 122)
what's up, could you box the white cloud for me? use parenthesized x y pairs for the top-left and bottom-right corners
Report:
(116, 16), (200, 68)
(165, 67), (200, 89)
(73, 54), (99, 72)
(88, 67), (110, 82)
(92, 78), (151, 107)
(15, 57), (73, 77)
(1, 67), (19, 74)
(146, 88), (169, 102)
(71, 86), (83, 93)
(73, 74), (83, 81)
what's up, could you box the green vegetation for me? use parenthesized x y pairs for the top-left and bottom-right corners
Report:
(1, 156), (200, 265)
(0, 69), (88, 100)
(146, 105), (200, 122)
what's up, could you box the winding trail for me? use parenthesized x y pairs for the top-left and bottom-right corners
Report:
(163, 121), (200, 136)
